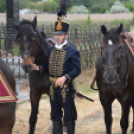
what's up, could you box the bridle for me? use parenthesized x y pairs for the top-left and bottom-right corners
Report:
(19, 25), (40, 58)
(100, 38), (129, 88)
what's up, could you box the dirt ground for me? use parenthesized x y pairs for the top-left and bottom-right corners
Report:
(13, 71), (134, 134)
(0, 13), (133, 23)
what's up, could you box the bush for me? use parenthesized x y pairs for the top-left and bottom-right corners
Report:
(0, 0), (6, 12)
(90, 4), (104, 13)
(43, 1), (59, 13)
(36, 3), (44, 12)
(109, 1), (130, 13)
(132, 13), (134, 24)
(19, 0), (29, 9)
(124, 2), (134, 12)
(87, 14), (91, 24)
(100, 6), (107, 13)
(67, 5), (89, 14)
(26, 2), (37, 10)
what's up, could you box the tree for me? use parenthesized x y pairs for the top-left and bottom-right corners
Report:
(124, 2), (134, 12)
(0, 0), (6, 12)
(19, 0), (29, 9)
(109, 1), (130, 13)
(43, 1), (60, 13)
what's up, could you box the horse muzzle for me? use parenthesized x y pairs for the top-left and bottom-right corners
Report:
(22, 64), (32, 73)
(103, 68), (119, 84)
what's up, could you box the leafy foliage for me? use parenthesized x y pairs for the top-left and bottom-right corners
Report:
(26, 2), (37, 10)
(0, 0), (6, 12)
(0, 0), (133, 13)
(67, 5), (89, 14)
(43, 1), (60, 13)
(19, 0), (29, 9)
(109, 1), (130, 13)
(124, 2), (134, 12)
(67, 0), (115, 13)
(86, 14), (91, 24)
(132, 12), (134, 24)
(100, 6), (107, 13)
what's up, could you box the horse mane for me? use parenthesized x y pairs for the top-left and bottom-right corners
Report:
(19, 19), (32, 25)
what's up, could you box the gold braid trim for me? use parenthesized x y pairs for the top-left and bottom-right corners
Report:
(49, 77), (68, 102)
(64, 74), (71, 82)
(50, 83), (54, 101)
(0, 70), (18, 102)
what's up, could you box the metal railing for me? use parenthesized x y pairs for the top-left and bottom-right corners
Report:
(0, 22), (131, 78)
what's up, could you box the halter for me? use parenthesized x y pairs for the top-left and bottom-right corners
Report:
(100, 39), (129, 88)
(19, 25), (40, 58)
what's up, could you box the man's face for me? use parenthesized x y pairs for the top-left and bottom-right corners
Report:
(54, 34), (68, 45)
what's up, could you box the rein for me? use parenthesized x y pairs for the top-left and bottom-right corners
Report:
(117, 39), (129, 88)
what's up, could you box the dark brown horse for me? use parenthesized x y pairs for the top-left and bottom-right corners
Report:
(91, 24), (134, 134)
(0, 58), (16, 134)
(12, 16), (50, 134)
(12, 16), (78, 134)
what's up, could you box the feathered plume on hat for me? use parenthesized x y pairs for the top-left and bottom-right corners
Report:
(55, 0), (70, 34)
(57, 0), (69, 18)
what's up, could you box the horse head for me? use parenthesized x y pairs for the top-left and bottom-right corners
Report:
(12, 16), (49, 73)
(100, 23), (125, 84)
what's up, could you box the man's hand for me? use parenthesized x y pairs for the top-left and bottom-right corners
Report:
(55, 76), (66, 88)
(31, 64), (39, 71)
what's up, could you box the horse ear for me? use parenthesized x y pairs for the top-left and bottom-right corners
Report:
(32, 16), (37, 30)
(12, 21), (19, 31)
(101, 25), (107, 35)
(117, 23), (123, 34)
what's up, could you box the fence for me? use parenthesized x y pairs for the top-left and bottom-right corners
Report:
(0, 22), (131, 79)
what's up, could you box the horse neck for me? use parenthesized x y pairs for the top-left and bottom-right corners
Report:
(33, 29), (50, 65)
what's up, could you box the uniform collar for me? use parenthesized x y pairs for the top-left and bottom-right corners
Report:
(55, 40), (68, 50)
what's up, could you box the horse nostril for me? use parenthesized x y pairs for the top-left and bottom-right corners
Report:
(22, 64), (32, 73)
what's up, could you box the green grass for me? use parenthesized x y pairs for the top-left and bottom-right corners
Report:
(130, 25), (134, 32)
(16, 101), (26, 109)
(12, 44), (20, 56)
(42, 94), (49, 100)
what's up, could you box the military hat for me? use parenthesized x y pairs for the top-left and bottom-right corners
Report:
(54, 9), (69, 34)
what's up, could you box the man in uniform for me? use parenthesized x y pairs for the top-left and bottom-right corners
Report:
(31, 10), (81, 134)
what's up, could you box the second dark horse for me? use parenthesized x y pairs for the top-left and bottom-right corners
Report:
(91, 24), (134, 134)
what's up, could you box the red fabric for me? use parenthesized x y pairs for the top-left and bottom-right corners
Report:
(0, 71), (18, 103)
(0, 80), (9, 96)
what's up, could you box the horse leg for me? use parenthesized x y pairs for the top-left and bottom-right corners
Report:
(0, 117), (15, 134)
(131, 96), (134, 134)
(120, 98), (131, 134)
(100, 93), (114, 134)
(29, 89), (42, 134)
(0, 103), (15, 134)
